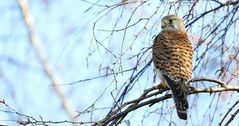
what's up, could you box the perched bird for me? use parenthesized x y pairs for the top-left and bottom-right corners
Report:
(152, 15), (193, 120)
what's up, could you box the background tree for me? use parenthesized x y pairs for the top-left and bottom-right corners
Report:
(0, 0), (239, 125)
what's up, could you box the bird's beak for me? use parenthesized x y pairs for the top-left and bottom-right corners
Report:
(161, 21), (166, 29)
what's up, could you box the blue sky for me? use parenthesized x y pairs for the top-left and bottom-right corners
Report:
(0, 0), (239, 125)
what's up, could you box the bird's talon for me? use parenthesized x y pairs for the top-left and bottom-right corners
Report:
(189, 86), (195, 90)
(156, 82), (168, 90)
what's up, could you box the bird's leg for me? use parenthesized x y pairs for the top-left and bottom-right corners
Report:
(156, 82), (169, 90)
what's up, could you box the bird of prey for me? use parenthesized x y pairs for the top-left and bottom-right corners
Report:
(152, 15), (193, 120)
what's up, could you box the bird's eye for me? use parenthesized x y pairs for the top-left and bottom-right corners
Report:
(169, 19), (173, 23)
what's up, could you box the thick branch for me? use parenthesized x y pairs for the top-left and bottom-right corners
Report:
(95, 77), (239, 125)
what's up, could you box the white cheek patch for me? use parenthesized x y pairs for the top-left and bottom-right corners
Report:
(172, 21), (179, 30)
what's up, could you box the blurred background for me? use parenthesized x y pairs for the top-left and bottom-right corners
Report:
(0, 0), (239, 125)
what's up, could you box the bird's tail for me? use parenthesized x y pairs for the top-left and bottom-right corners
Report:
(175, 98), (188, 120)
(163, 75), (189, 120)
(173, 80), (189, 120)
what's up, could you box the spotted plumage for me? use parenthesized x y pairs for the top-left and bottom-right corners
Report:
(152, 15), (193, 120)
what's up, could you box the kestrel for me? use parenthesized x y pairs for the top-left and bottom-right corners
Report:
(152, 15), (193, 120)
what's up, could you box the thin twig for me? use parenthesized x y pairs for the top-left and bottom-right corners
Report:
(187, 77), (227, 87)
(224, 107), (239, 126)
(219, 100), (239, 126)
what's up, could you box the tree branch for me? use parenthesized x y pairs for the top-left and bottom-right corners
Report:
(17, 0), (76, 121)
(94, 77), (239, 125)
(185, 1), (239, 27)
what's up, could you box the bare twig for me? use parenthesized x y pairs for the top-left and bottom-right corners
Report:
(185, 1), (239, 27)
(187, 77), (227, 87)
(224, 107), (239, 126)
(0, 100), (93, 125)
(219, 100), (239, 126)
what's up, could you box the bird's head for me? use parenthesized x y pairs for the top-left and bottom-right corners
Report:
(161, 15), (186, 32)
